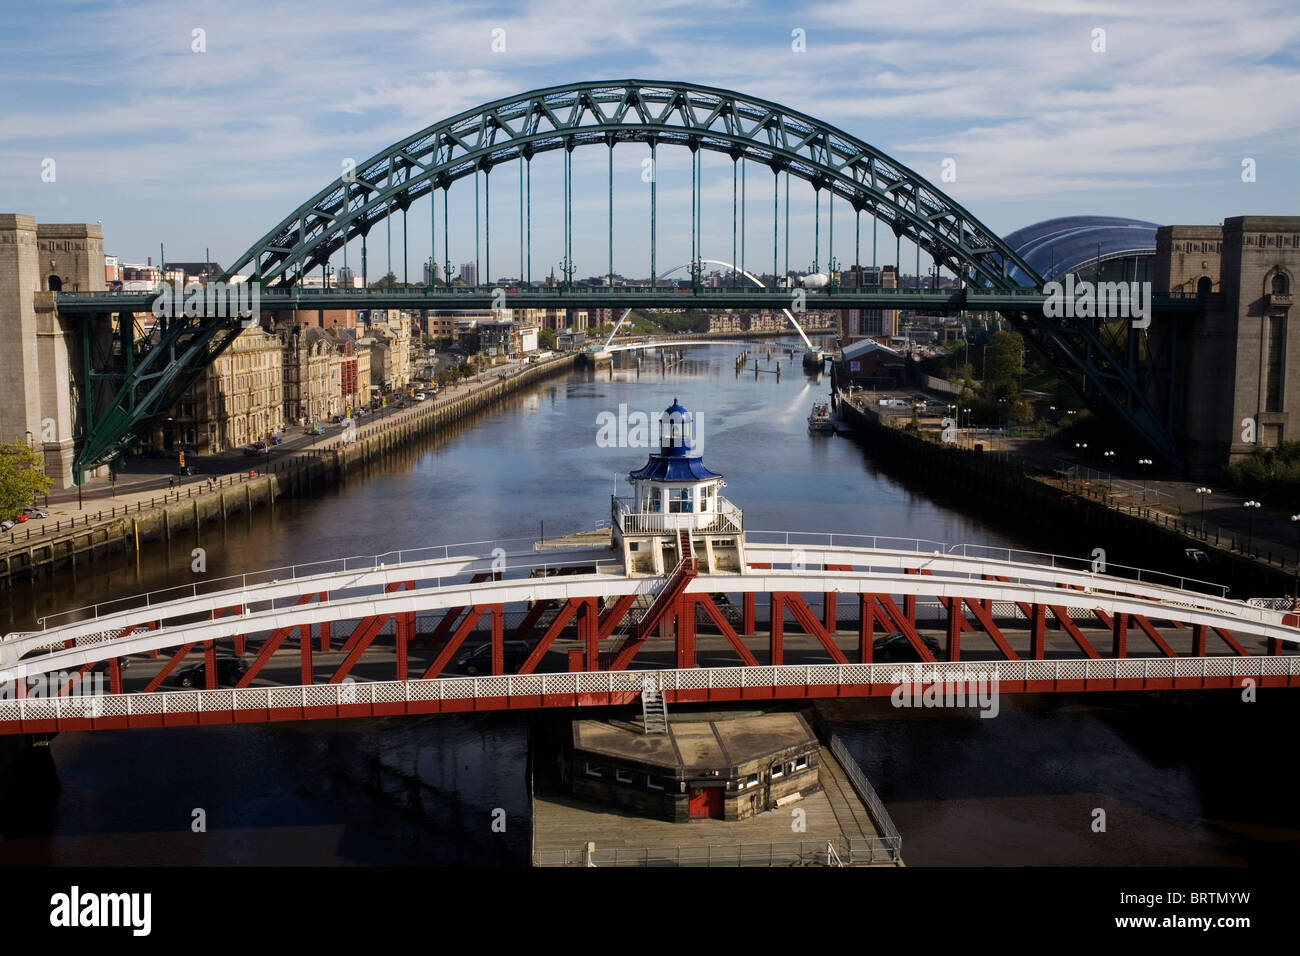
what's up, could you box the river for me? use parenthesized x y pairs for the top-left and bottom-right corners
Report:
(0, 340), (1293, 866)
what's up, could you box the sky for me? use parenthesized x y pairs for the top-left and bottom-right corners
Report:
(2, 0), (1298, 281)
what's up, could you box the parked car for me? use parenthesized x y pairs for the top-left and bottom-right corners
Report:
(454, 641), (534, 675)
(21, 507), (48, 519)
(173, 657), (249, 688)
(14, 514), (27, 523)
(270, 435), (283, 445)
(176, 465), (197, 476)
(872, 631), (942, 662)
(0, 520), (15, 532)
(413, 393), (427, 401)
(241, 442), (267, 455)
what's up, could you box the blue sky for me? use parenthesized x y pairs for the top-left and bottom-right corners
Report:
(3, 0), (1298, 279)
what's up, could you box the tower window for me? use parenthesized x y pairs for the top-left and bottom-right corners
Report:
(1273, 273), (1290, 295)
(1266, 311), (1287, 413)
(668, 488), (693, 513)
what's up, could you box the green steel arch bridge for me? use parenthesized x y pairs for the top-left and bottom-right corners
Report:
(56, 79), (1199, 480)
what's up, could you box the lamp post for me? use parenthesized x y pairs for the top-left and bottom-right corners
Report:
(1196, 487), (1212, 537)
(1243, 500), (1261, 555)
(1137, 458), (1153, 502)
(1291, 514), (1300, 595)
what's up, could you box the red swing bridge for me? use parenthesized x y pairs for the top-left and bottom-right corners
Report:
(2, 398), (1298, 736)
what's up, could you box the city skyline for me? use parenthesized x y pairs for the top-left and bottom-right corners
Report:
(3, 0), (1298, 279)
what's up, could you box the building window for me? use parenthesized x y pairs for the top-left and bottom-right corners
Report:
(1273, 273), (1290, 295)
(669, 488), (693, 513)
(1266, 311), (1287, 413)
(648, 491), (662, 513)
(615, 768), (633, 784)
(771, 764), (785, 779)
(741, 773), (760, 789)
(794, 756), (809, 771)
(646, 776), (665, 791)
(700, 485), (713, 512)
(584, 763), (603, 778)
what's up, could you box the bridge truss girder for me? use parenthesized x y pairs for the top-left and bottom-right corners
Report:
(1001, 308), (1184, 466)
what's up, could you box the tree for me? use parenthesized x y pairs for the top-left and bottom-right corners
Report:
(0, 439), (52, 519)
(984, 331), (1025, 388)
(538, 327), (557, 350)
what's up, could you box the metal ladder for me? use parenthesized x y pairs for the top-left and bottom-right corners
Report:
(641, 675), (668, 734)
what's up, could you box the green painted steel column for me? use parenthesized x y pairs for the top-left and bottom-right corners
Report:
(607, 144), (613, 288)
(386, 209), (392, 284)
(740, 158), (745, 281)
(731, 159), (737, 288)
(474, 173), (480, 287)
(403, 207), (408, 286)
(649, 142), (656, 288)
(690, 147), (696, 279)
(443, 186), (451, 289)
(813, 187), (820, 273)
(526, 158), (531, 287)
(784, 170), (790, 280)
(514, 158), (520, 286)
(484, 167), (490, 287)
(772, 167), (778, 284)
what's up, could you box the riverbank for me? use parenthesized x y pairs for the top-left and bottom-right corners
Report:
(0, 354), (577, 588)
(835, 392), (1296, 598)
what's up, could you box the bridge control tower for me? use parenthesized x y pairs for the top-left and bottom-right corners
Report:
(612, 399), (746, 575)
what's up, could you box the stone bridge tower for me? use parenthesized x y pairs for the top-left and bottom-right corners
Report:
(0, 214), (105, 489)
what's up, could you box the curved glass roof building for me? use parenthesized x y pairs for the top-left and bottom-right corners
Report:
(1004, 215), (1159, 286)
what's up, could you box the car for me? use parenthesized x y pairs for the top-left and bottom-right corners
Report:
(0, 520), (15, 532)
(872, 631), (943, 662)
(14, 514), (28, 523)
(176, 466), (197, 476)
(454, 641), (534, 675)
(305, 424), (325, 435)
(413, 393), (427, 401)
(173, 657), (249, 688)
(22, 507), (48, 519)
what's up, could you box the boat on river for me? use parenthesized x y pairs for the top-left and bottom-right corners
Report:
(807, 401), (834, 432)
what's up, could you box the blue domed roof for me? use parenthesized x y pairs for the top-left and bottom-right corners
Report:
(1004, 215), (1159, 284)
(628, 399), (721, 482)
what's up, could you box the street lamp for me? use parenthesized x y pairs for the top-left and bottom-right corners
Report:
(1196, 487), (1212, 537)
(1291, 514), (1300, 595)
(1137, 458), (1153, 501)
(1244, 500), (1261, 555)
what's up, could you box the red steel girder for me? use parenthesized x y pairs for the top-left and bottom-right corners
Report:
(420, 606), (486, 679)
(873, 594), (937, 663)
(1132, 614), (1178, 658)
(598, 594), (638, 640)
(775, 592), (849, 665)
(961, 598), (1021, 661)
(236, 593), (320, 688)
(144, 642), (199, 692)
(694, 594), (760, 666)
(858, 593), (874, 663)
(518, 599), (577, 675)
(512, 599), (556, 643)
(1048, 605), (1101, 659)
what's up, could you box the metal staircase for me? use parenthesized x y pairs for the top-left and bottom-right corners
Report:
(641, 676), (668, 734)
(605, 528), (698, 669)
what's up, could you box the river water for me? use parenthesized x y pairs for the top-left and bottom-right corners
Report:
(0, 341), (1293, 866)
